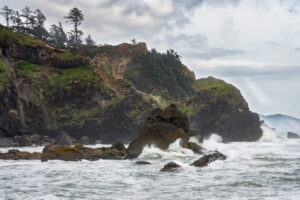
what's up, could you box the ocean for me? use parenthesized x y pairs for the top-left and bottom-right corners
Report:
(0, 125), (299, 200)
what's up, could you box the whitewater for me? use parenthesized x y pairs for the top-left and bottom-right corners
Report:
(0, 125), (299, 200)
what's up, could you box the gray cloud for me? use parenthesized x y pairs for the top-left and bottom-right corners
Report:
(186, 48), (245, 60)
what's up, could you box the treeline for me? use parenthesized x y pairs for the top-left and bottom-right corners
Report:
(0, 5), (97, 56)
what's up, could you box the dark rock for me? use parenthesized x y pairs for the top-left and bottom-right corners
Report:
(160, 162), (181, 172)
(18, 135), (32, 147)
(187, 142), (203, 154)
(0, 149), (41, 160)
(111, 141), (127, 152)
(135, 161), (151, 165)
(287, 132), (300, 139)
(191, 152), (226, 167)
(79, 136), (90, 145)
(127, 105), (189, 158)
(41, 144), (127, 162)
(54, 132), (76, 145)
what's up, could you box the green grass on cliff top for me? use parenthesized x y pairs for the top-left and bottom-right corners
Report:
(196, 76), (234, 96)
(0, 25), (45, 46)
(47, 65), (97, 89)
(53, 51), (83, 61)
(0, 58), (9, 90)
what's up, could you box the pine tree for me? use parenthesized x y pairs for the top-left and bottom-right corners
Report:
(49, 22), (67, 49)
(85, 34), (96, 47)
(64, 7), (84, 47)
(32, 9), (48, 41)
(0, 5), (14, 27)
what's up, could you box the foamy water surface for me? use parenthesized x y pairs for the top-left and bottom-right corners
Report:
(0, 125), (300, 200)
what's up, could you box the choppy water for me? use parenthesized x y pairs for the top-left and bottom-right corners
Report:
(0, 125), (300, 200)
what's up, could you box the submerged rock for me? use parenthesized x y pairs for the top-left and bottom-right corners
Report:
(127, 105), (189, 158)
(136, 161), (151, 165)
(287, 132), (300, 139)
(160, 162), (181, 172)
(191, 152), (226, 167)
(0, 149), (41, 160)
(41, 142), (127, 162)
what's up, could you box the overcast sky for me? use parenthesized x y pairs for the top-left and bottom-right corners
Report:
(1, 0), (300, 118)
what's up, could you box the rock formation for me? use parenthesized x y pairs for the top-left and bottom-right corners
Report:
(127, 105), (189, 158)
(41, 142), (127, 161)
(0, 149), (41, 160)
(160, 162), (181, 172)
(185, 77), (262, 142)
(191, 152), (227, 167)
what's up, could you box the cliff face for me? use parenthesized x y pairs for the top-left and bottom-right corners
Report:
(0, 26), (262, 143)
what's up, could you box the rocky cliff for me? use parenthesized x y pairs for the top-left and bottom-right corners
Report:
(0, 26), (262, 143)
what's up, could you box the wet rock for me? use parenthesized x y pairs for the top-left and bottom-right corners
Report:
(18, 135), (32, 147)
(287, 132), (300, 139)
(111, 141), (127, 152)
(191, 152), (226, 167)
(41, 143), (127, 162)
(160, 162), (181, 172)
(54, 132), (76, 145)
(187, 142), (203, 154)
(79, 136), (90, 145)
(0, 149), (41, 160)
(135, 161), (151, 165)
(127, 105), (189, 158)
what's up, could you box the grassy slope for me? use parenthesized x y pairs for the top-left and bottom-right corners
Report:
(0, 25), (45, 46)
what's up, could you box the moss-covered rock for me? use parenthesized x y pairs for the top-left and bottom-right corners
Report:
(41, 143), (127, 161)
(0, 149), (41, 160)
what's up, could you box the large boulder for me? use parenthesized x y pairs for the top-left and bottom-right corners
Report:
(191, 152), (226, 167)
(41, 142), (127, 162)
(0, 149), (41, 160)
(287, 132), (300, 139)
(127, 105), (189, 158)
(54, 132), (76, 145)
